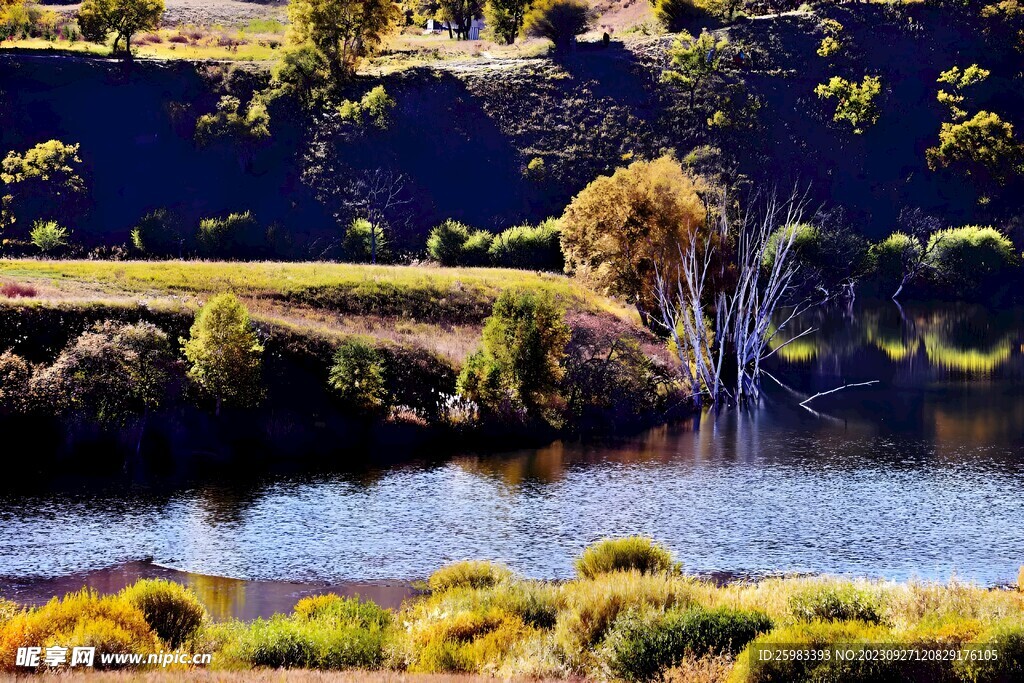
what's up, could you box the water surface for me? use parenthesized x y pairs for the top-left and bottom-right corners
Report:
(2, 303), (1023, 588)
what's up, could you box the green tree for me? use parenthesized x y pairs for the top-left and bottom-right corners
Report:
(287, 0), (400, 85)
(926, 225), (1018, 294)
(337, 85), (396, 129)
(78, 0), (164, 57)
(457, 289), (570, 420)
(343, 217), (389, 263)
(1, 140), (85, 235)
(31, 322), (179, 429)
(870, 231), (926, 300)
(661, 30), (728, 109)
(926, 111), (1024, 184)
(197, 211), (260, 258)
(521, 0), (593, 51)
(814, 75), (882, 134)
(29, 220), (69, 252)
(937, 64), (989, 120)
(437, 0), (484, 39)
(560, 154), (709, 321)
(426, 219), (473, 265)
(328, 339), (391, 415)
(194, 95), (271, 146)
(182, 293), (264, 415)
(485, 0), (529, 44)
(131, 208), (184, 257)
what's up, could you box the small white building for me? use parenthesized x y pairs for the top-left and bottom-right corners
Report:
(425, 18), (485, 40)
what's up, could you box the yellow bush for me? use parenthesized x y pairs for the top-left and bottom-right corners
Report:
(0, 599), (18, 626)
(554, 571), (699, 669)
(427, 560), (514, 593)
(409, 607), (535, 673)
(1019, 566), (1024, 592)
(120, 579), (208, 648)
(0, 590), (158, 671)
(575, 537), (676, 579)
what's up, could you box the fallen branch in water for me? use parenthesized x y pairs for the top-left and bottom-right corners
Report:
(799, 380), (880, 409)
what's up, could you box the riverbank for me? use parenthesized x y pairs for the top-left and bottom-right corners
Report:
(0, 260), (684, 471)
(1, 540), (1022, 681)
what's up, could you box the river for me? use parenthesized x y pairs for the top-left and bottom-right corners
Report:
(2, 302), (1022, 612)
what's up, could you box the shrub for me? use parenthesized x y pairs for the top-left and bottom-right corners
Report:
(926, 225), (1017, 294)
(409, 607), (534, 673)
(654, 0), (707, 32)
(338, 85), (395, 129)
(1019, 566), (1023, 592)
(575, 537), (675, 579)
(869, 231), (922, 295)
(292, 594), (391, 630)
(522, 0), (594, 51)
(130, 209), (181, 256)
(222, 613), (389, 669)
(457, 289), (570, 421)
(426, 220), (494, 267)
(605, 607), (773, 681)
(182, 293), (264, 414)
(119, 579), (207, 649)
(956, 623), (1024, 682)
(0, 282), (36, 298)
(0, 589), (158, 672)
(761, 223), (820, 271)
(328, 339), (391, 416)
(197, 210), (259, 258)
(788, 583), (884, 624)
(195, 95), (271, 145)
(555, 571), (698, 666)
(489, 219), (564, 271)
(29, 220), (69, 252)
(0, 351), (30, 415)
(462, 230), (495, 266)
(815, 75), (882, 134)
(426, 219), (472, 266)
(343, 217), (388, 263)
(429, 561), (514, 593)
(731, 620), (953, 683)
(30, 321), (179, 425)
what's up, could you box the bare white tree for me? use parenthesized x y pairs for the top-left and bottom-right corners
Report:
(655, 188), (823, 406)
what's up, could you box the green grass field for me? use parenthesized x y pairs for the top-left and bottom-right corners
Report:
(0, 260), (637, 362)
(0, 259), (626, 315)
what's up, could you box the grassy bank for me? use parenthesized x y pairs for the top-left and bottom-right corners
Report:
(0, 260), (674, 468)
(0, 259), (631, 325)
(2, 540), (1022, 682)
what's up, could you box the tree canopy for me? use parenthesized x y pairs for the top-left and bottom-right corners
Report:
(182, 293), (265, 414)
(1, 140), (86, 236)
(78, 0), (164, 56)
(287, 0), (400, 85)
(560, 154), (709, 319)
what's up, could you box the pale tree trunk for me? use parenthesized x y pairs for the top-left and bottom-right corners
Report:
(655, 188), (823, 407)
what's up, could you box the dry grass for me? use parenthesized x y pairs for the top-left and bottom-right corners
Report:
(0, 672), (558, 682)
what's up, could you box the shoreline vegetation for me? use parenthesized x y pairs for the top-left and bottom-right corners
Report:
(0, 259), (685, 474)
(2, 539), (1023, 681)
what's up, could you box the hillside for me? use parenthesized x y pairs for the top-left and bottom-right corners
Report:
(1, 5), (1022, 255)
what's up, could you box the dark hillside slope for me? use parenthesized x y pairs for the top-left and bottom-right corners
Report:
(1, 6), (1021, 253)
(0, 56), (332, 248)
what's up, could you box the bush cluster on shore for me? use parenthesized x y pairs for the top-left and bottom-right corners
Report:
(0, 267), (679, 462)
(2, 541), (1023, 680)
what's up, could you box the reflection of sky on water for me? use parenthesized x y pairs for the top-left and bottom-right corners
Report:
(1, 303), (1023, 586)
